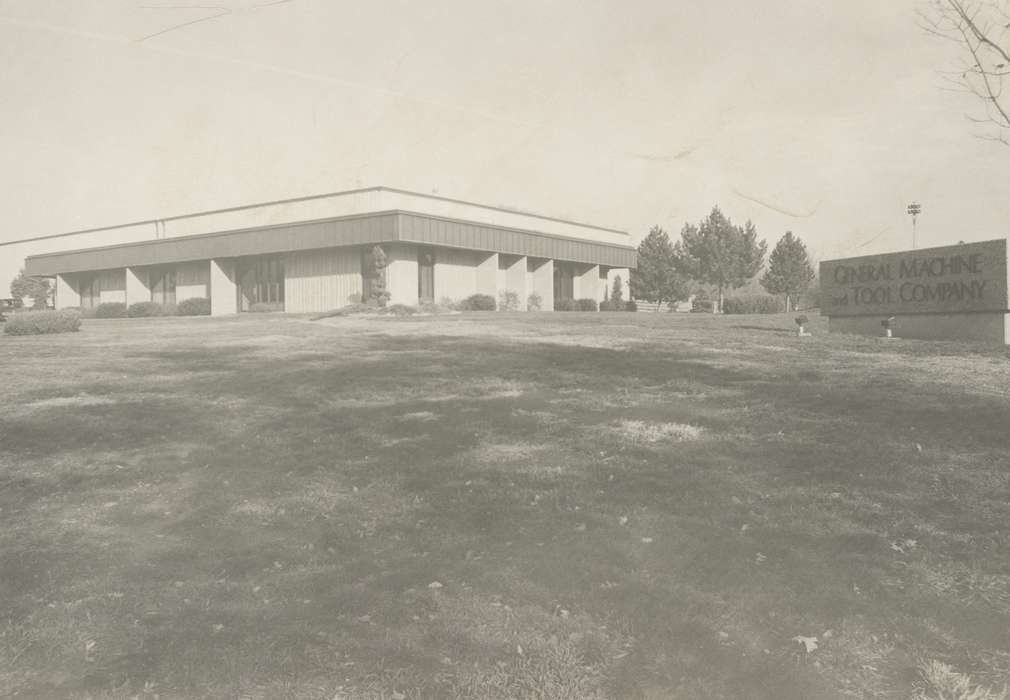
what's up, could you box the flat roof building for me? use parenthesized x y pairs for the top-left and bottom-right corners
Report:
(2, 187), (636, 314)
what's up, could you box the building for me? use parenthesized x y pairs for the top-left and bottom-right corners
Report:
(2, 187), (636, 315)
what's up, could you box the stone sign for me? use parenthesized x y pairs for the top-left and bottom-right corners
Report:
(820, 239), (1008, 317)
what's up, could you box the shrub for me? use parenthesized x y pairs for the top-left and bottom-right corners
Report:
(691, 298), (716, 313)
(722, 294), (785, 315)
(386, 304), (416, 316)
(4, 310), (81, 335)
(456, 294), (496, 311)
(177, 297), (211, 316)
(527, 292), (543, 311)
(364, 245), (391, 307)
(311, 303), (379, 320)
(498, 289), (520, 311)
(127, 301), (164, 317)
(601, 298), (637, 312)
(576, 298), (598, 312)
(95, 302), (127, 318)
(554, 298), (579, 312)
(418, 300), (455, 315)
(248, 302), (284, 313)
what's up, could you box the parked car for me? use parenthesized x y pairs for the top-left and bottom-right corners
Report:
(0, 298), (20, 322)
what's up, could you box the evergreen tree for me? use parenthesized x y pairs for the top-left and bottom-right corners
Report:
(610, 275), (624, 304)
(673, 207), (766, 313)
(629, 226), (691, 310)
(761, 231), (815, 311)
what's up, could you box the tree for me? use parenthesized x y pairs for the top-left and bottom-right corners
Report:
(610, 275), (624, 305)
(761, 231), (815, 311)
(629, 226), (691, 310)
(673, 207), (767, 313)
(364, 245), (390, 307)
(919, 0), (1010, 146)
(10, 268), (51, 308)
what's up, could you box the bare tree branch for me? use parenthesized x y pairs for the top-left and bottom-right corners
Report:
(921, 0), (1010, 145)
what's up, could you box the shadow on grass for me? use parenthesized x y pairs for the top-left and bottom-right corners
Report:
(4, 320), (1010, 697)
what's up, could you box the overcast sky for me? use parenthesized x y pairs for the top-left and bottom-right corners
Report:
(1, 0), (1007, 261)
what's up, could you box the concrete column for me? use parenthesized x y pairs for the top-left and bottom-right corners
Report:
(385, 244), (418, 306)
(55, 274), (79, 309)
(573, 263), (601, 303)
(210, 259), (238, 316)
(501, 255), (527, 310)
(529, 258), (554, 312)
(476, 252), (498, 300)
(125, 267), (149, 305)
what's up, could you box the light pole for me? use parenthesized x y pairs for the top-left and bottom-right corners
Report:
(907, 202), (921, 249)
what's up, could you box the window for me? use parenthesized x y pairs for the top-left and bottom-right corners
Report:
(238, 256), (285, 310)
(79, 275), (100, 308)
(151, 269), (177, 306)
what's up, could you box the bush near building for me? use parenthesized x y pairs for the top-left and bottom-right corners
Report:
(3, 309), (81, 335)
(554, 298), (578, 311)
(127, 301), (164, 317)
(456, 294), (496, 311)
(576, 298), (598, 312)
(95, 302), (127, 318)
(721, 294), (785, 314)
(527, 292), (543, 311)
(177, 298), (211, 316)
(498, 290), (520, 311)
(385, 304), (417, 316)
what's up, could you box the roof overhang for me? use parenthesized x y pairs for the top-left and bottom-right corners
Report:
(25, 211), (637, 276)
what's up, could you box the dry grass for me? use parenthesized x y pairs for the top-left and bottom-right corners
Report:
(613, 419), (704, 443)
(2, 312), (1009, 698)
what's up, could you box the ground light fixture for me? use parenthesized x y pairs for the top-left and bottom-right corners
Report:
(795, 314), (810, 336)
(881, 316), (896, 338)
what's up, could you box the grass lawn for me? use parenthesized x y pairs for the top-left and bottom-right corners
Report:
(2, 311), (1009, 699)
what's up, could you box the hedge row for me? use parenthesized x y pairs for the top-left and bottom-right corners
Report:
(128, 301), (165, 317)
(554, 298), (599, 312)
(58, 298), (213, 318)
(600, 300), (637, 312)
(455, 294), (497, 311)
(3, 310), (81, 335)
(177, 297), (211, 316)
(721, 294), (785, 314)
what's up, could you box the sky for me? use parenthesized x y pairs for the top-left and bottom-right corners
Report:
(1, 0), (1008, 263)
